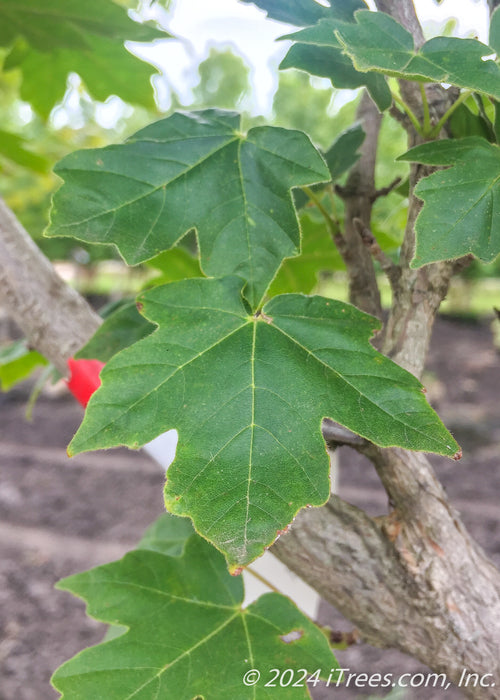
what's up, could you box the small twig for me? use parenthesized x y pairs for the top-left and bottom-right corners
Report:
(322, 418), (369, 452)
(353, 218), (400, 289)
(327, 627), (361, 648)
(333, 183), (348, 200)
(371, 176), (403, 202)
(389, 104), (410, 128)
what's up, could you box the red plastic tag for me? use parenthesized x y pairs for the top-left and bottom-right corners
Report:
(66, 358), (105, 407)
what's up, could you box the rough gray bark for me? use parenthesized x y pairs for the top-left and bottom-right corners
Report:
(380, 165), (466, 377)
(276, 444), (500, 698)
(334, 91), (383, 319)
(0, 198), (101, 375)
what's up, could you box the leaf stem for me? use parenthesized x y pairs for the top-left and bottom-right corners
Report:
(391, 90), (424, 136)
(244, 566), (283, 596)
(328, 187), (339, 219)
(420, 83), (431, 135)
(302, 186), (338, 235)
(429, 90), (473, 138)
(473, 93), (496, 141)
(245, 564), (323, 628)
(25, 364), (56, 420)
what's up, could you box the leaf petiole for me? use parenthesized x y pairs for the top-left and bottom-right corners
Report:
(420, 82), (432, 136)
(302, 186), (339, 236)
(245, 565), (321, 626)
(391, 90), (424, 136)
(245, 566), (282, 596)
(429, 89), (473, 138)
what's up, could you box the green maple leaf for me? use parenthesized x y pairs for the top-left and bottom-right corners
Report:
(490, 6), (500, 55)
(137, 511), (196, 556)
(398, 137), (500, 266)
(0, 340), (47, 391)
(69, 276), (459, 567)
(52, 515), (339, 700)
(336, 11), (500, 99)
(293, 122), (366, 210)
(293, 123), (365, 210)
(280, 19), (391, 112)
(239, 0), (367, 26)
(46, 110), (330, 309)
(146, 246), (204, 284)
(16, 35), (162, 119)
(76, 300), (154, 363)
(0, 129), (49, 172)
(268, 210), (344, 296)
(0, 0), (167, 117)
(324, 122), (365, 181)
(0, 0), (163, 52)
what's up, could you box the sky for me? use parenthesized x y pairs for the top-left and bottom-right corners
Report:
(133, 0), (491, 115)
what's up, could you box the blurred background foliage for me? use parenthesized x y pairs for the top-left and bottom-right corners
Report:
(0, 0), (498, 308)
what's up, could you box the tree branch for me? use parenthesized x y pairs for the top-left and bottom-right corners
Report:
(322, 418), (368, 450)
(371, 176), (402, 201)
(0, 198), (101, 375)
(488, 0), (500, 16)
(275, 449), (500, 698)
(334, 91), (383, 319)
(352, 217), (400, 291)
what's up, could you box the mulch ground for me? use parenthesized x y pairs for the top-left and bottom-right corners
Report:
(1, 316), (499, 700)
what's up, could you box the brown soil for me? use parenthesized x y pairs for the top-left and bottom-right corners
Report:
(0, 316), (499, 700)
